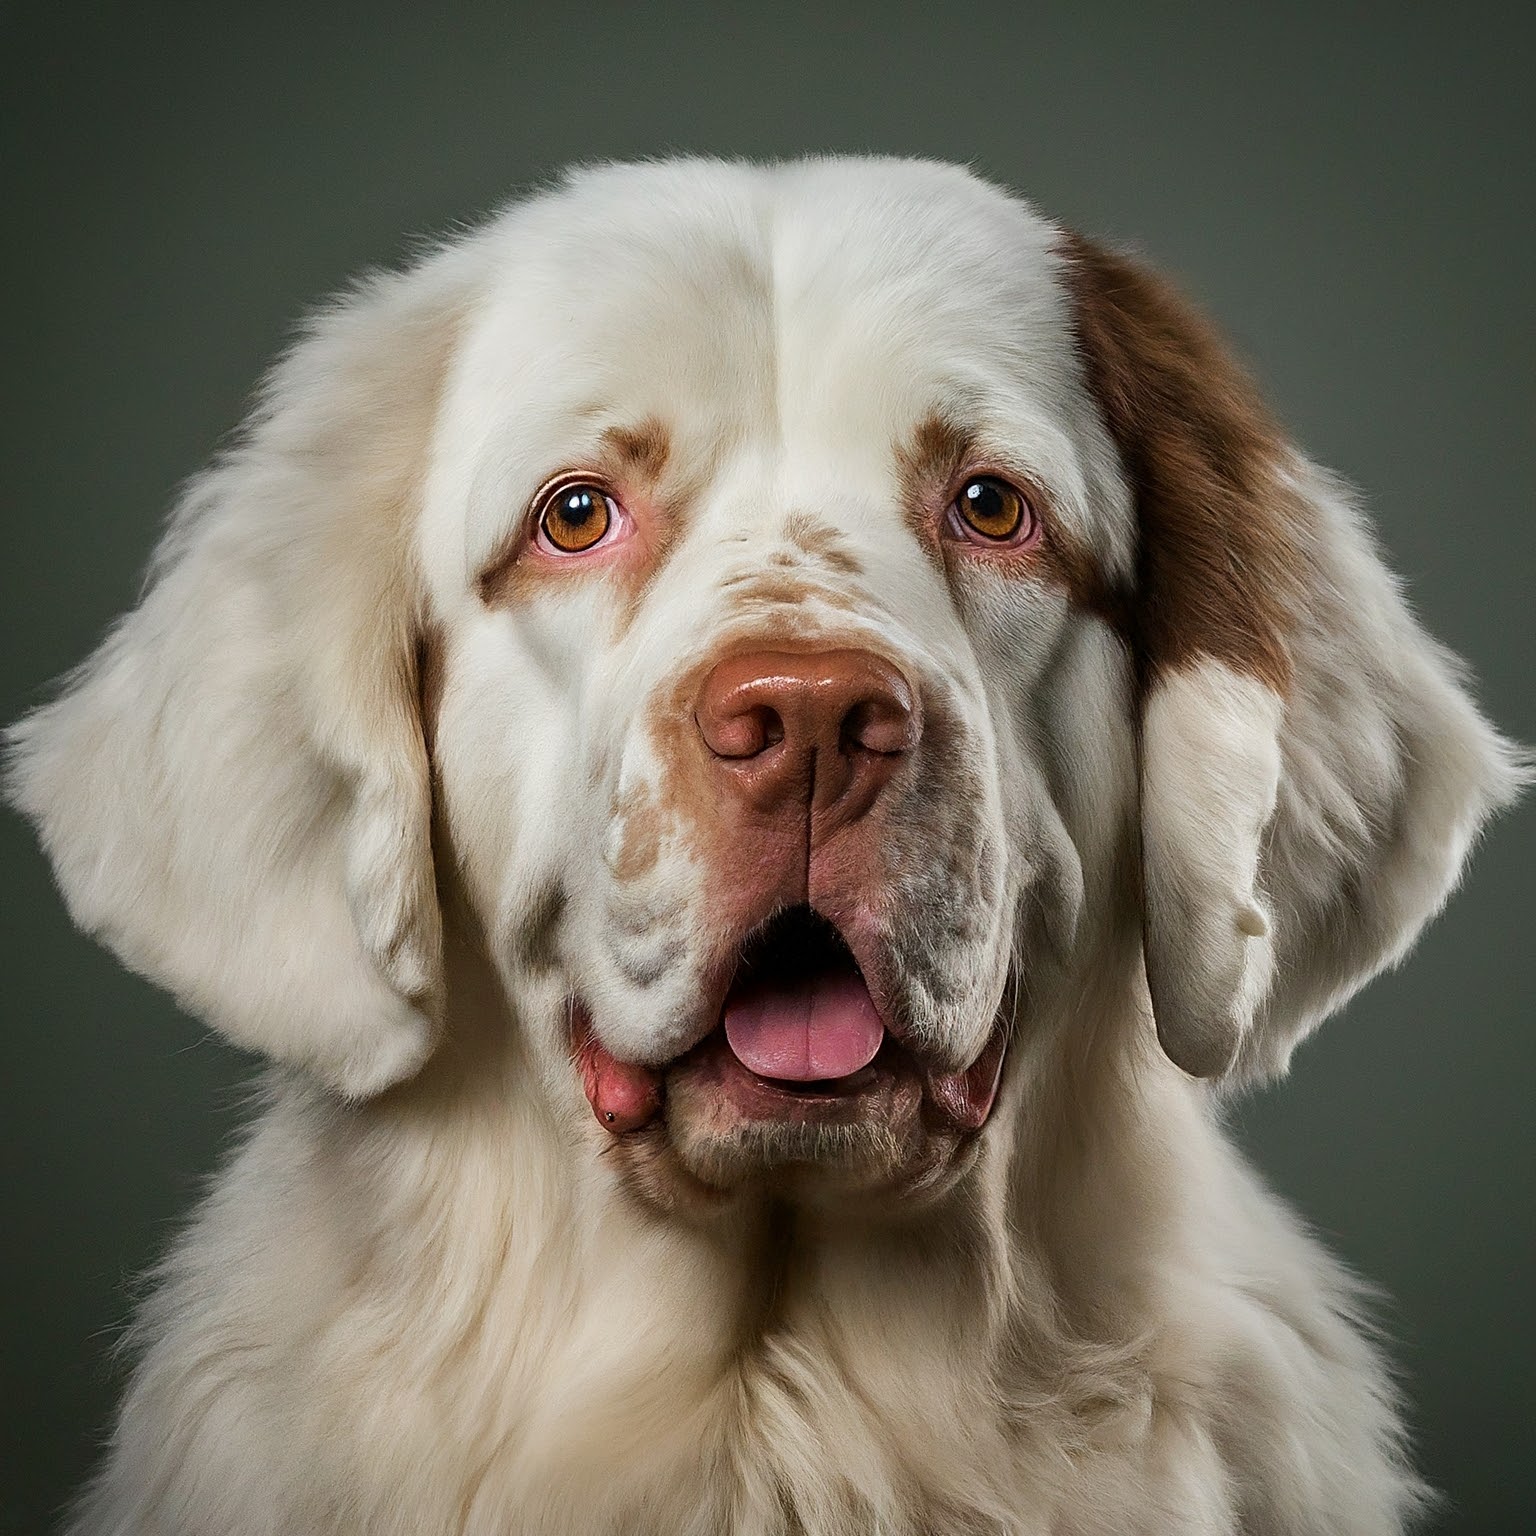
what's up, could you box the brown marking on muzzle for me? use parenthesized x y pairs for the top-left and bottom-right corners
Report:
(722, 573), (861, 612)
(781, 511), (865, 575)
(638, 655), (791, 962)
(610, 781), (669, 883)
(1057, 231), (1307, 694)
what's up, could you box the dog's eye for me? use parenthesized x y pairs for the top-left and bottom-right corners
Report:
(949, 476), (1034, 544)
(537, 484), (616, 555)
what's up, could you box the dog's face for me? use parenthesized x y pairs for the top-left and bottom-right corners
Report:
(9, 159), (1520, 1212)
(424, 162), (1132, 1200)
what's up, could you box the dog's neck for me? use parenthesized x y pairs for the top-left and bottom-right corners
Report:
(290, 917), (1211, 1519)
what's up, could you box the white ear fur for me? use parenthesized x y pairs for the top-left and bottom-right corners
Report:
(1224, 462), (1528, 1081)
(1140, 663), (1282, 1078)
(6, 256), (476, 1097)
(1140, 471), (1526, 1082)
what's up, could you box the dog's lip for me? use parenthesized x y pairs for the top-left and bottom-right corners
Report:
(574, 1017), (1007, 1136)
(675, 1021), (1006, 1126)
(574, 902), (1007, 1136)
(574, 997), (1006, 1140)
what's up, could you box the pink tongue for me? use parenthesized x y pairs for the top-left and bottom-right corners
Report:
(724, 970), (885, 1081)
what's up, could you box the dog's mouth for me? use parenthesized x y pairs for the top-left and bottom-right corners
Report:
(574, 905), (1007, 1146)
(721, 906), (886, 1085)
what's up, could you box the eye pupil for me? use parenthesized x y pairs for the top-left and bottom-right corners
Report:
(966, 482), (1002, 518)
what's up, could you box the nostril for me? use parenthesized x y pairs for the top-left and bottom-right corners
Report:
(698, 702), (785, 760)
(760, 708), (785, 750)
(840, 685), (918, 758)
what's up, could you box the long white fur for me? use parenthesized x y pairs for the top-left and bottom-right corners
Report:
(6, 156), (1525, 1535)
(1140, 663), (1283, 1077)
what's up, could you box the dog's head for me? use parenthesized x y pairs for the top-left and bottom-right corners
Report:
(9, 158), (1522, 1208)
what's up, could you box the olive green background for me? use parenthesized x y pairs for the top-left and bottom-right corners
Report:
(2, 3), (1531, 1531)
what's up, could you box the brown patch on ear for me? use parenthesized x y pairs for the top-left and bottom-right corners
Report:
(1057, 231), (1305, 693)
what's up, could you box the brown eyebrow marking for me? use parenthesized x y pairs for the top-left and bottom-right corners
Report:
(894, 412), (974, 575)
(600, 416), (671, 480)
(895, 414), (973, 522)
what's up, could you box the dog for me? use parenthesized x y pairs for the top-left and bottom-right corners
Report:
(8, 156), (1524, 1535)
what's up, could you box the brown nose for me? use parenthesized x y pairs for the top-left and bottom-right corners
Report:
(694, 649), (919, 824)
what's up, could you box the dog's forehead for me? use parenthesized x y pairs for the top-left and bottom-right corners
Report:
(424, 158), (1124, 591)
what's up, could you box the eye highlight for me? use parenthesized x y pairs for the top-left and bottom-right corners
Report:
(949, 476), (1035, 545)
(536, 482), (618, 555)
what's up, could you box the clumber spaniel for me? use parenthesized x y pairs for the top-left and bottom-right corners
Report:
(8, 157), (1524, 1535)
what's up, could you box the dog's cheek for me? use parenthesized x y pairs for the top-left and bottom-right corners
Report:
(432, 630), (591, 962)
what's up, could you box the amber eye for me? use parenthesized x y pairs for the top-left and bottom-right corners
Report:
(538, 483), (614, 554)
(952, 476), (1031, 542)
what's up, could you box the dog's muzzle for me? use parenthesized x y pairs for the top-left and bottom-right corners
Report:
(574, 647), (1007, 1145)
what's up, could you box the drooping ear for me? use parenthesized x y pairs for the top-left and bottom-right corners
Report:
(1059, 231), (1526, 1082)
(6, 255), (478, 1097)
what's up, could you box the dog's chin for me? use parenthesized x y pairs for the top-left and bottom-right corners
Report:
(655, 1031), (971, 1205)
(608, 1050), (983, 1216)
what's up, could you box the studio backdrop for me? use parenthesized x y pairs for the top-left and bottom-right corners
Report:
(2, 4), (1531, 1532)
